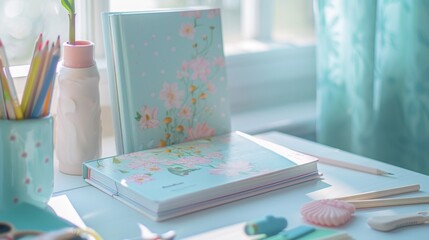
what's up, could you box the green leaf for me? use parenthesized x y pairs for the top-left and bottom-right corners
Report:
(118, 170), (129, 174)
(135, 112), (142, 121)
(61, 0), (75, 14)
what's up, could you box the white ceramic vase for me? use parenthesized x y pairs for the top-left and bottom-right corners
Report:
(55, 40), (102, 175)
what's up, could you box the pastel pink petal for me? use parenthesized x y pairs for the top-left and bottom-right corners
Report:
(300, 199), (355, 227)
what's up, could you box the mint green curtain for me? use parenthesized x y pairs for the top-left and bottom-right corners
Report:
(315, 0), (429, 175)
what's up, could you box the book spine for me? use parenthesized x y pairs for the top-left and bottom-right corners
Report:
(101, 13), (125, 154)
(111, 15), (134, 154)
(84, 178), (117, 198)
(82, 162), (90, 179)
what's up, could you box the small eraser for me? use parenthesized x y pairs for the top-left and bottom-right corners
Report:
(244, 215), (288, 237)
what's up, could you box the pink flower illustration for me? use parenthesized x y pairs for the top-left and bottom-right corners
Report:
(176, 70), (189, 79)
(180, 23), (195, 39)
(213, 56), (225, 67)
(175, 156), (211, 168)
(205, 152), (223, 159)
(127, 174), (153, 184)
(160, 82), (184, 109)
(209, 161), (253, 177)
(139, 105), (159, 129)
(181, 61), (189, 70)
(178, 107), (192, 120)
(127, 157), (163, 171)
(128, 160), (151, 170)
(186, 123), (216, 141)
(206, 81), (216, 93)
(189, 57), (211, 81)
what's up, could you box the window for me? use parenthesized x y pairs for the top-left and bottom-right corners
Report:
(1, 0), (314, 65)
(0, 0), (68, 66)
(273, 0), (315, 45)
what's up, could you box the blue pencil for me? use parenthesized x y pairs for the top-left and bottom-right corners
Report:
(31, 46), (60, 118)
(0, 70), (6, 118)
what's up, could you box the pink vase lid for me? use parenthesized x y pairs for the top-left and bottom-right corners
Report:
(63, 40), (95, 68)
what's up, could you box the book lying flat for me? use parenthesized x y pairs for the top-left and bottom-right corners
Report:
(83, 132), (320, 221)
(102, 8), (231, 154)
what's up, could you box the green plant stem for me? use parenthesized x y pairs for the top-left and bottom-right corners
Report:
(68, 13), (76, 44)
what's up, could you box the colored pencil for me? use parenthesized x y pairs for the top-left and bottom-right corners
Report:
(31, 43), (60, 118)
(41, 36), (61, 116)
(22, 43), (43, 114)
(316, 156), (394, 176)
(1, 34), (60, 120)
(0, 69), (6, 118)
(348, 196), (429, 209)
(25, 40), (49, 118)
(21, 34), (43, 113)
(0, 40), (23, 119)
(335, 184), (420, 201)
(42, 83), (54, 116)
(0, 59), (16, 119)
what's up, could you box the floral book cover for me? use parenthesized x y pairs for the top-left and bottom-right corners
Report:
(83, 132), (318, 211)
(102, 8), (231, 155)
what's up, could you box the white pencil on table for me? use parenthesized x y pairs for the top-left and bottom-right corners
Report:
(347, 196), (429, 209)
(316, 156), (394, 176)
(335, 184), (420, 200)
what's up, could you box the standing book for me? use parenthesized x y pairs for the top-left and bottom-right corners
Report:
(102, 8), (231, 154)
(83, 131), (320, 221)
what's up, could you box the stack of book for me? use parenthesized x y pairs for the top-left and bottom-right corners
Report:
(97, 7), (320, 222)
(83, 131), (319, 221)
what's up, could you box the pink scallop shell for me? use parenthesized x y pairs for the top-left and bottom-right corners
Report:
(300, 199), (356, 227)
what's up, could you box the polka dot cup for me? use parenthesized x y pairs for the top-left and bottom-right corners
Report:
(0, 117), (53, 210)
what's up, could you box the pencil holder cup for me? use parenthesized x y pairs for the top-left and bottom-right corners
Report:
(0, 117), (54, 211)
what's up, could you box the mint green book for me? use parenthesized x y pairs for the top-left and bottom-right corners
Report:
(102, 8), (231, 154)
(83, 131), (320, 221)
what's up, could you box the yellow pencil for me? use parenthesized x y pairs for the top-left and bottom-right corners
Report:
(0, 61), (16, 119)
(22, 42), (43, 113)
(25, 40), (49, 118)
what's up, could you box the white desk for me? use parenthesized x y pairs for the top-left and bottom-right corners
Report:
(51, 131), (429, 239)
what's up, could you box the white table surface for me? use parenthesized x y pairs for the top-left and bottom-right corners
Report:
(50, 131), (429, 240)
